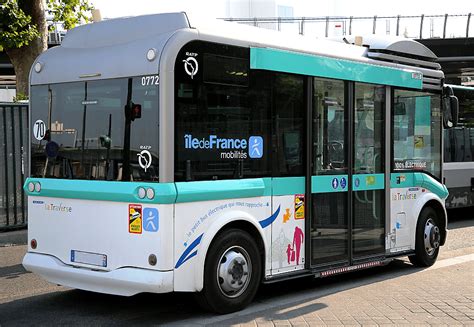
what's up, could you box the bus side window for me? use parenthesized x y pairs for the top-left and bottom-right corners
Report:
(174, 41), (272, 182)
(313, 78), (347, 175)
(392, 90), (442, 179)
(272, 74), (305, 177)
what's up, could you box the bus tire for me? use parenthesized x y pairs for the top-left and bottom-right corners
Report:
(195, 228), (261, 314)
(408, 207), (441, 267)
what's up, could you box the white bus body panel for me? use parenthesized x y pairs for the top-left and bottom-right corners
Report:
(173, 194), (307, 292)
(271, 195), (305, 275)
(173, 196), (272, 292)
(22, 252), (173, 296)
(389, 188), (446, 252)
(26, 196), (174, 272)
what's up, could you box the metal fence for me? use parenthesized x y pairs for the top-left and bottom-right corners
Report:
(224, 13), (472, 39)
(0, 103), (28, 231)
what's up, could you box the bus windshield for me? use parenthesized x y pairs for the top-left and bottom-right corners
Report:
(30, 77), (159, 181)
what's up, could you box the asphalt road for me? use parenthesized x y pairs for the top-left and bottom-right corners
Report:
(0, 210), (472, 325)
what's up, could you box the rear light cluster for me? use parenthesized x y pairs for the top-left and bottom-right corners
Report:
(137, 187), (155, 200)
(27, 181), (41, 193)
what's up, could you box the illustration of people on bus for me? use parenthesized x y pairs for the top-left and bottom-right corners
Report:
(286, 244), (294, 264)
(286, 226), (304, 265)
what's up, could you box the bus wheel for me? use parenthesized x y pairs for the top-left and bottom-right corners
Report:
(409, 207), (441, 267)
(195, 228), (261, 314)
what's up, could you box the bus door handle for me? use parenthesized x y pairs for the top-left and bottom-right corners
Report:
(373, 153), (379, 172)
(372, 190), (379, 220)
(355, 190), (365, 204)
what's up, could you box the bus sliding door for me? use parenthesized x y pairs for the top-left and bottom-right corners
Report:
(309, 79), (386, 269)
(351, 83), (386, 260)
(310, 78), (350, 267)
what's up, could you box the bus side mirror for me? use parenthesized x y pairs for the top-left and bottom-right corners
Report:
(442, 86), (459, 128)
(449, 96), (459, 127)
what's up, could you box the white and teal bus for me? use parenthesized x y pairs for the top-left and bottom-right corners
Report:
(23, 12), (458, 313)
(443, 84), (474, 209)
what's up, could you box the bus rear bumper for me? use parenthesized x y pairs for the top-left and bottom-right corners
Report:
(23, 252), (174, 296)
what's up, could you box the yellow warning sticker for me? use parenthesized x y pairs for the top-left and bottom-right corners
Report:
(366, 176), (376, 186)
(129, 204), (142, 234)
(294, 194), (305, 220)
(414, 136), (424, 149)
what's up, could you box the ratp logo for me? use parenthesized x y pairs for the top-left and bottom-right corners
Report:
(183, 57), (198, 79)
(137, 150), (152, 172)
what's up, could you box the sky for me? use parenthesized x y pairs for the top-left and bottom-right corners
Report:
(90, 0), (473, 20)
(87, 0), (473, 39)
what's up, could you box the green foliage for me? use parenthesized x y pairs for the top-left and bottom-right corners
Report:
(0, 0), (93, 51)
(0, 0), (41, 49)
(13, 92), (28, 102)
(47, 0), (94, 30)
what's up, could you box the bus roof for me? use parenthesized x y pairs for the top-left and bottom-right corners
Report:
(30, 12), (442, 86)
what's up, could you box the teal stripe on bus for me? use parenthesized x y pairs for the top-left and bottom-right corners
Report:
(390, 172), (448, 199)
(24, 173), (447, 204)
(390, 172), (421, 188)
(250, 48), (423, 89)
(272, 176), (305, 196)
(352, 173), (385, 191)
(23, 178), (177, 204)
(175, 178), (268, 203)
(23, 177), (290, 204)
(311, 175), (349, 193)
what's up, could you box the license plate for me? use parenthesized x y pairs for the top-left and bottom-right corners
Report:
(71, 250), (107, 267)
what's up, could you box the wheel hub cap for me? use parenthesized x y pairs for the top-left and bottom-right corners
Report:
(424, 218), (440, 256)
(217, 247), (251, 298)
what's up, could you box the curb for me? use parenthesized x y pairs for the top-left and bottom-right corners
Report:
(0, 229), (28, 246)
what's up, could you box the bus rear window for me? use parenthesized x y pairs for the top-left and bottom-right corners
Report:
(30, 77), (159, 181)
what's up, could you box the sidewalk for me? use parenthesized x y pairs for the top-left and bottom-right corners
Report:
(0, 245), (472, 325)
(179, 250), (474, 326)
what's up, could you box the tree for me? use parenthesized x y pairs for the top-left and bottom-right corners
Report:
(0, 0), (93, 98)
